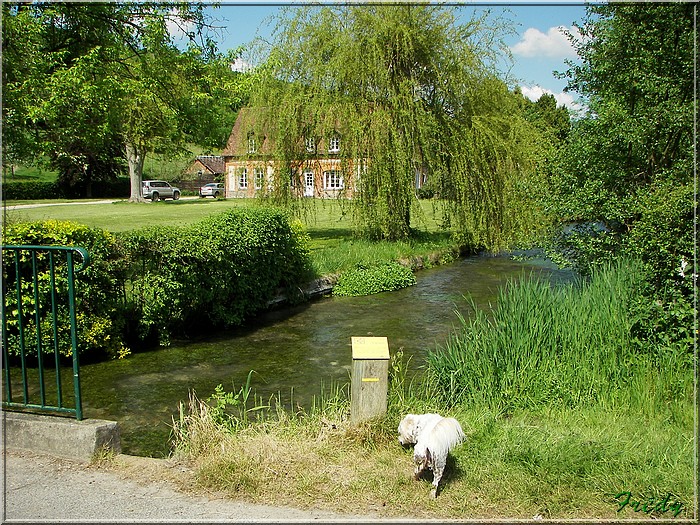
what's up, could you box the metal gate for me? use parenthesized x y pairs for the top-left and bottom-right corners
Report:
(1, 245), (90, 420)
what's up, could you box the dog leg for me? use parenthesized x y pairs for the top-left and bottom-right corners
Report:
(430, 451), (445, 498)
(413, 455), (428, 480)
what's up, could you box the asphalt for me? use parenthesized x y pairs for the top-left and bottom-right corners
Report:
(2, 448), (396, 523)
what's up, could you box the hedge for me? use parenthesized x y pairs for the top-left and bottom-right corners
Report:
(120, 207), (312, 345)
(2, 178), (131, 200)
(2, 220), (129, 359)
(2, 181), (62, 200)
(2, 207), (312, 358)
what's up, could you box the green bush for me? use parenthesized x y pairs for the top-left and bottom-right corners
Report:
(333, 261), (416, 296)
(2, 181), (62, 200)
(3, 208), (312, 356)
(2, 178), (131, 200)
(120, 207), (312, 345)
(2, 220), (129, 359)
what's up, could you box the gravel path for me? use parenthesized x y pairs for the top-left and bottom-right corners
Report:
(2, 449), (395, 523)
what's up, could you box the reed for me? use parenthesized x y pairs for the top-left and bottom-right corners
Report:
(424, 259), (691, 414)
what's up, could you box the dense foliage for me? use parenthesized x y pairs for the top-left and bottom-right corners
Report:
(549, 3), (693, 275)
(120, 207), (311, 345)
(2, 209), (311, 357)
(2, 220), (128, 359)
(332, 261), (416, 297)
(2, 178), (131, 200)
(424, 4), (695, 417)
(2, 2), (248, 199)
(250, 4), (551, 249)
(545, 2), (695, 356)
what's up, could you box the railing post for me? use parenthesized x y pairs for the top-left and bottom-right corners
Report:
(66, 249), (83, 420)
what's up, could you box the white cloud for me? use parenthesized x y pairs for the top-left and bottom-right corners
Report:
(511, 26), (578, 59)
(520, 85), (584, 114)
(165, 9), (195, 41)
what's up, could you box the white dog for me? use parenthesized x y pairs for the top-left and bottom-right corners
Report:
(398, 413), (465, 497)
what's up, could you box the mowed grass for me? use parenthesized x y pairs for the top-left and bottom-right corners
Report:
(4, 197), (459, 276)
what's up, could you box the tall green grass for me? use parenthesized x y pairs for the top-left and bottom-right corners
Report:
(425, 259), (693, 416)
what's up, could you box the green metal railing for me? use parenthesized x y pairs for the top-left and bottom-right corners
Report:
(1, 245), (90, 420)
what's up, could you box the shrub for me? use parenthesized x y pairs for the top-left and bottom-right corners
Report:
(2, 181), (62, 200)
(333, 261), (416, 296)
(120, 207), (312, 345)
(3, 208), (312, 356)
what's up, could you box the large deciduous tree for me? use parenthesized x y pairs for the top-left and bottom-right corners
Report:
(250, 4), (546, 249)
(2, 2), (247, 200)
(551, 2), (694, 283)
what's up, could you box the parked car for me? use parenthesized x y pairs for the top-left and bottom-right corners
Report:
(199, 182), (225, 199)
(142, 180), (180, 201)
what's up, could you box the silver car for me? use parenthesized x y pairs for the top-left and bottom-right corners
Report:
(142, 180), (180, 201)
(199, 182), (225, 198)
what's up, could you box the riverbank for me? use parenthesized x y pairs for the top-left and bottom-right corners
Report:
(169, 392), (695, 520)
(167, 260), (694, 521)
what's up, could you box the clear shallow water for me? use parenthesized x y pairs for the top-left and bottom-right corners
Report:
(75, 254), (572, 457)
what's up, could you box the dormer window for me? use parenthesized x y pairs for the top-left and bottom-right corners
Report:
(247, 133), (258, 154)
(328, 134), (340, 154)
(305, 136), (316, 153)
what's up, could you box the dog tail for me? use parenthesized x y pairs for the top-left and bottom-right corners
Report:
(427, 418), (465, 458)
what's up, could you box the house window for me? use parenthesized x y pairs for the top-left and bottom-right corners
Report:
(254, 167), (264, 189)
(305, 136), (316, 153)
(324, 170), (344, 190)
(247, 133), (257, 154)
(328, 134), (340, 153)
(238, 168), (248, 189)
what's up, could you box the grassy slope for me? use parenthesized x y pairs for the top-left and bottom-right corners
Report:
(173, 390), (694, 520)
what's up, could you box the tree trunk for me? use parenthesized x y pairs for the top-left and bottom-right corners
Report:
(126, 141), (146, 202)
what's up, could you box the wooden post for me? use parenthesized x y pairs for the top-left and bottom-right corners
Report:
(351, 336), (390, 423)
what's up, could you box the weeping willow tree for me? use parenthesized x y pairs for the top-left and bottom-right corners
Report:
(250, 3), (546, 249)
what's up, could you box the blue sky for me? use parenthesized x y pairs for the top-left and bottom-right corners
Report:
(204, 2), (591, 110)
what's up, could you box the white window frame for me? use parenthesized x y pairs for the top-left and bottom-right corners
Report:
(323, 170), (344, 190)
(328, 134), (340, 153)
(247, 134), (257, 154)
(238, 168), (248, 189)
(305, 136), (316, 153)
(254, 167), (264, 189)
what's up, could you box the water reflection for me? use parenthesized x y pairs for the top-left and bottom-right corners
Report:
(78, 255), (572, 456)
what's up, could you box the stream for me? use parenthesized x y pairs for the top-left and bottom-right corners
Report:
(75, 253), (571, 457)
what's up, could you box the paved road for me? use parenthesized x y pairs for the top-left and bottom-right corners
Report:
(2, 449), (392, 523)
(4, 196), (201, 210)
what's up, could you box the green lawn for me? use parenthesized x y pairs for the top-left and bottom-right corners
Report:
(3, 197), (460, 276)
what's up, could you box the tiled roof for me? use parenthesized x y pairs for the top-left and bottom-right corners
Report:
(221, 107), (273, 157)
(222, 107), (344, 158)
(195, 155), (225, 174)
